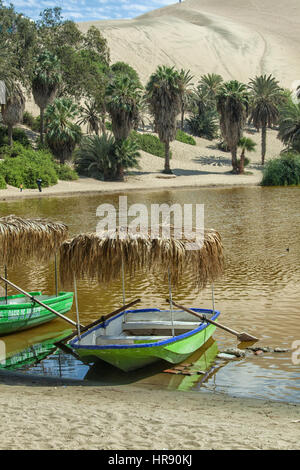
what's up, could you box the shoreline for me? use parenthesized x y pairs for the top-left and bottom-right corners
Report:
(0, 127), (268, 203)
(0, 369), (299, 450)
(0, 178), (261, 203)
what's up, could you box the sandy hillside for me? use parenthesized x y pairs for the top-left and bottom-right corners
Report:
(77, 0), (300, 87)
(26, 0), (300, 116)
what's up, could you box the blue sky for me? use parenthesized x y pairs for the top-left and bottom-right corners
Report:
(6, 0), (176, 22)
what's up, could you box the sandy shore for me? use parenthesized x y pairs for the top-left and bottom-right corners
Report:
(0, 128), (281, 202)
(0, 370), (299, 450)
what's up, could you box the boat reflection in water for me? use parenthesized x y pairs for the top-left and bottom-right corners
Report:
(0, 325), (221, 393)
(0, 325), (73, 372)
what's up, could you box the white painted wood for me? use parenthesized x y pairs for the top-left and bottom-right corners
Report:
(123, 321), (200, 330)
(96, 334), (171, 345)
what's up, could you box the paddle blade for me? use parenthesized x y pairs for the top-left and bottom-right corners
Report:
(237, 332), (259, 343)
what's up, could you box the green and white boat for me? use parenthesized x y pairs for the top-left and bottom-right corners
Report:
(0, 292), (74, 336)
(69, 307), (220, 372)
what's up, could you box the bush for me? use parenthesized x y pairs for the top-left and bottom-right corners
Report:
(175, 130), (196, 145)
(130, 131), (171, 159)
(187, 109), (219, 140)
(0, 174), (6, 189)
(23, 111), (36, 130)
(261, 153), (300, 186)
(237, 157), (250, 168)
(0, 126), (31, 147)
(216, 139), (230, 152)
(54, 163), (78, 181)
(23, 112), (40, 133)
(0, 143), (58, 188)
(75, 134), (140, 181)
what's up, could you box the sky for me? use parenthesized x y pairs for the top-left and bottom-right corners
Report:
(5, 0), (177, 22)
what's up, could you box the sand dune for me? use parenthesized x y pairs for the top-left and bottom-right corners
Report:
(26, 0), (300, 115)
(77, 0), (300, 87)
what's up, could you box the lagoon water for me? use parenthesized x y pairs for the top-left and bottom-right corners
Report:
(1, 186), (300, 402)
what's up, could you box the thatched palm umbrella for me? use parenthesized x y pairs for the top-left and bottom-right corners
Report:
(0, 215), (68, 267)
(59, 227), (224, 289)
(0, 215), (68, 302)
(1, 86), (25, 146)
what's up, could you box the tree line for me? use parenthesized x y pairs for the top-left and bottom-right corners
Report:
(1, 2), (300, 182)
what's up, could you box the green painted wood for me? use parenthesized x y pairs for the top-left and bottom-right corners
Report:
(0, 292), (74, 336)
(76, 323), (217, 372)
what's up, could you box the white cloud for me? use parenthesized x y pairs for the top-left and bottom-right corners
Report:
(5, 0), (177, 21)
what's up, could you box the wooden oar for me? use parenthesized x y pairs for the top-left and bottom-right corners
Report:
(55, 298), (141, 346)
(167, 298), (259, 343)
(0, 275), (84, 329)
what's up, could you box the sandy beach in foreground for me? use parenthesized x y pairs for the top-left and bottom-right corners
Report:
(0, 370), (299, 450)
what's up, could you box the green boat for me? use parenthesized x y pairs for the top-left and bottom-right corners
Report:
(0, 292), (74, 336)
(69, 307), (220, 372)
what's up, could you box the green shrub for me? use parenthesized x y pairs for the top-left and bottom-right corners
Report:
(0, 143), (58, 188)
(23, 111), (35, 128)
(175, 130), (196, 145)
(22, 112), (40, 133)
(31, 116), (41, 133)
(261, 153), (300, 186)
(54, 163), (78, 181)
(187, 109), (219, 140)
(105, 121), (112, 131)
(216, 139), (230, 152)
(237, 157), (250, 168)
(75, 134), (140, 181)
(130, 131), (171, 159)
(0, 126), (31, 148)
(0, 174), (6, 189)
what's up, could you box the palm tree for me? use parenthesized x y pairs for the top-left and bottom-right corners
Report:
(237, 137), (256, 174)
(146, 65), (184, 174)
(1, 84), (25, 146)
(106, 74), (142, 141)
(75, 133), (140, 181)
(216, 80), (249, 173)
(77, 100), (101, 136)
(45, 98), (82, 163)
(75, 133), (116, 180)
(178, 69), (193, 130)
(199, 73), (223, 104)
(248, 74), (283, 165)
(32, 51), (61, 145)
(278, 101), (300, 153)
(106, 74), (142, 180)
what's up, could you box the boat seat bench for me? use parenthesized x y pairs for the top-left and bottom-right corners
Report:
(123, 321), (200, 331)
(96, 335), (171, 345)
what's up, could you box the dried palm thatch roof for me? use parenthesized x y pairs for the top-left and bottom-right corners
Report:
(59, 227), (224, 288)
(0, 215), (68, 266)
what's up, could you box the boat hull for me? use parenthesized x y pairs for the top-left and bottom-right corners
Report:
(70, 308), (220, 372)
(0, 292), (74, 336)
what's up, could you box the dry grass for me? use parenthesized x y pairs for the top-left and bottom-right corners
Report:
(59, 226), (224, 288)
(0, 215), (68, 267)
